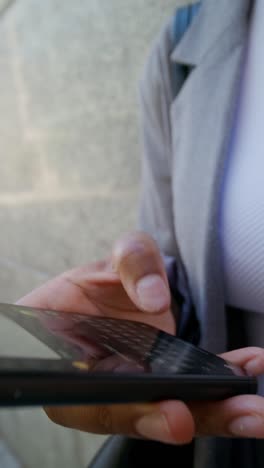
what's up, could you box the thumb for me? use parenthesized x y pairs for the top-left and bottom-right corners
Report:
(112, 232), (171, 314)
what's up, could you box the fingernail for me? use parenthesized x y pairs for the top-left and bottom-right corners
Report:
(229, 416), (264, 437)
(136, 274), (170, 312)
(135, 412), (174, 444)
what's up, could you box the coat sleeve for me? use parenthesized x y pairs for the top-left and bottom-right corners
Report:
(138, 19), (177, 258)
(138, 19), (200, 343)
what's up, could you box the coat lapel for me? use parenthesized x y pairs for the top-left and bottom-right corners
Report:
(170, 0), (253, 352)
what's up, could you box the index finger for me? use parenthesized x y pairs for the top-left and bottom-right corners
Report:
(220, 347), (264, 376)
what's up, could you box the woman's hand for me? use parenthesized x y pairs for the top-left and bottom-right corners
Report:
(17, 232), (264, 443)
(189, 347), (264, 439)
(18, 232), (174, 334)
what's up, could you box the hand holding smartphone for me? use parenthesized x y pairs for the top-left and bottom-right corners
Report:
(0, 303), (257, 407)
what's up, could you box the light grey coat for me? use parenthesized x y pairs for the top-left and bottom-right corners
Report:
(138, 2), (264, 466)
(91, 2), (263, 467)
(139, 0), (253, 354)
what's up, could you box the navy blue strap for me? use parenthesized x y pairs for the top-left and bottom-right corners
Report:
(169, 3), (202, 339)
(170, 2), (201, 98)
(172, 2), (201, 45)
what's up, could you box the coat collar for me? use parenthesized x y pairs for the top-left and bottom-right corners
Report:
(171, 0), (253, 66)
(169, 0), (254, 352)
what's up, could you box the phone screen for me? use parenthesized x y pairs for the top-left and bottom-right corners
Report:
(0, 302), (244, 377)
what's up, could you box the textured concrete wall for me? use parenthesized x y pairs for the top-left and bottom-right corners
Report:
(0, 1), (187, 467)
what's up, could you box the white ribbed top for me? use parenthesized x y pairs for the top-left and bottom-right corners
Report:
(220, 1), (264, 313)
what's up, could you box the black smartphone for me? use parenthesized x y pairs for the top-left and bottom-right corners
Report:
(0, 302), (257, 407)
